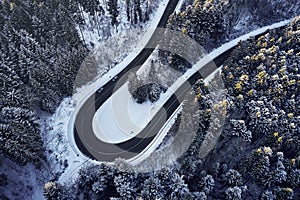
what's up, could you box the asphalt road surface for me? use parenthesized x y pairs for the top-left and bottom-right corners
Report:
(74, 0), (181, 162)
(74, 0), (277, 162)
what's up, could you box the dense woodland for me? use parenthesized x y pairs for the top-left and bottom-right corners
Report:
(128, 61), (167, 103)
(45, 15), (300, 200)
(0, 0), (155, 166)
(0, 0), (158, 198)
(0, 0), (88, 167)
(0, 0), (299, 199)
(129, 0), (300, 104)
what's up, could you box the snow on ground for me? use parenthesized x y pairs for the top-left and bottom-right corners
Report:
(73, 0), (170, 97)
(52, 0), (171, 183)
(91, 30), (144, 78)
(136, 50), (182, 87)
(93, 88), (138, 143)
(77, 0), (162, 49)
(40, 98), (95, 184)
(0, 157), (46, 200)
(0, 99), (89, 199)
(93, 51), (176, 143)
(130, 105), (183, 171)
(57, 0), (292, 182)
(92, 18), (293, 165)
(174, 0), (185, 14)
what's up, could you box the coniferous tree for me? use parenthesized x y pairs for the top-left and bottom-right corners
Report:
(107, 0), (119, 26)
(140, 176), (165, 199)
(44, 182), (65, 200)
(0, 107), (44, 166)
(169, 173), (190, 199)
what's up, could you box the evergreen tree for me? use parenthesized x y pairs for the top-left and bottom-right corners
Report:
(107, 0), (119, 26)
(43, 182), (64, 200)
(225, 186), (242, 200)
(113, 159), (139, 199)
(133, 0), (142, 24)
(169, 173), (190, 199)
(140, 177), (165, 199)
(0, 107), (44, 166)
(223, 169), (242, 186)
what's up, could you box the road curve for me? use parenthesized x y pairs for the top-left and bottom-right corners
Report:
(74, 0), (180, 162)
(74, 13), (292, 161)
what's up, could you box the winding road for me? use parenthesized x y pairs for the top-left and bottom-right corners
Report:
(73, 3), (292, 162)
(74, 0), (180, 162)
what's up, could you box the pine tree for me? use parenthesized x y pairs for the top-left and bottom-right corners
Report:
(125, 0), (132, 22)
(223, 169), (242, 186)
(140, 177), (165, 199)
(156, 167), (173, 187)
(0, 107), (44, 166)
(133, 0), (142, 24)
(271, 152), (287, 184)
(113, 158), (138, 199)
(225, 186), (242, 200)
(43, 182), (63, 200)
(261, 190), (276, 200)
(107, 0), (119, 26)
(198, 173), (215, 195)
(169, 173), (190, 199)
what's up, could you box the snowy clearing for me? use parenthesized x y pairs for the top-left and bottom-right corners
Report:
(93, 52), (176, 143)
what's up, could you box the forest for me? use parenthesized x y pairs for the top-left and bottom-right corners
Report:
(0, 0), (159, 198)
(0, 0), (155, 166)
(0, 0), (299, 199)
(129, 0), (300, 104)
(45, 15), (300, 200)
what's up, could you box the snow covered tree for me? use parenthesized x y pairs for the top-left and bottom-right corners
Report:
(107, 0), (119, 26)
(114, 176), (136, 199)
(169, 173), (190, 199)
(0, 107), (44, 166)
(128, 72), (146, 103)
(125, 0), (143, 24)
(273, 187), (294, 200)
(133, 0), (142, 24)
(148, 83), (167, 102)
(128, 67), (167, 104)
(140, 176), (165, 199)
(246, 147), (271, 186)
(230, 119), (252, 142)
(73, 163), (118, 199)
(44, 182), (64, 200)
(156, 167), (173, 187)
(113, 158), (139, 199)
(261, 190), (276, 200)
(287, 169), (300, 188)
(271, 152), (287, 185)
(225, 186), (242, 200)
(192, 192), (207, 200)
(198, 173), (215, 195)
(223, 169), (242, 186)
